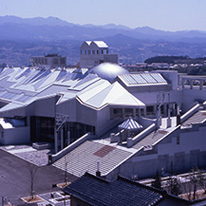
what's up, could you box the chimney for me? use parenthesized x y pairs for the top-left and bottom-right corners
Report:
(96, 161), (101, 177)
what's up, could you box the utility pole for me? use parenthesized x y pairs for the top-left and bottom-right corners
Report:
(55, 113), (69, 153)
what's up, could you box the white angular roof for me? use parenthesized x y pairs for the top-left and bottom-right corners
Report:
(77, 82), (145, 109)
(93, 41), (108, 48)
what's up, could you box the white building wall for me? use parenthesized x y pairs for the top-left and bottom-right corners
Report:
(182, 88), (206, 112)
(96, 106), (112, 137)
(56, 99), (77, 122)
(76, 101), (97, 127)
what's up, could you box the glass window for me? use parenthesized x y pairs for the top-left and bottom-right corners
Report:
(125, 108), (133, 117)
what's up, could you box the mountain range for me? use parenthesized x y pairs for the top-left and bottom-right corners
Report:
(1, 15), (206, 66)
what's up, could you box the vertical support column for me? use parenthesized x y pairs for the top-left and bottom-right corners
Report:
(164, 104), (167, 116)
(176, 104), (181, 126)
(200, 80), (203, 90)
(182, 79), (185, 89)
(190, 79), (193, 89)
(54, 129), (58, 153)
(61, 128), (64, 150)
(133, 108), (135, 118)
(156, 107), (161, 128)
(144, 108), (146, 117)
(154, 105), (157, 116)
(122, 108), (125, 119)
(167, 105), (171, 128)
(67, 131), (71, 145)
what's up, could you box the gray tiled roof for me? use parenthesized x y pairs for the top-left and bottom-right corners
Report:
(53, 140), (132, 177)
(132, 129), (168, 150)
(182, 110), (206, 125)
(63, 173), (163, 206)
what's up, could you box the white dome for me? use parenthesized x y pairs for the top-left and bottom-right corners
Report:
(90, 63), (129, 82)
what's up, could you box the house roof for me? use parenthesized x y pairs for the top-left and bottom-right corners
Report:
(93, 41), (108, 48)
(83, 41), (108, 48)
(63, 173), (189, 206)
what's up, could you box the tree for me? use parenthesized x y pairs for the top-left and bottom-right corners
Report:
(166, 176), (182, 196)
(182, 180), (193, 201)
(27, 163), (38, 199)
(181, 167), (200, 201)
(190, 167), (199, 200)
(197, 169), (206, 194)
(152, 170), (161, 189)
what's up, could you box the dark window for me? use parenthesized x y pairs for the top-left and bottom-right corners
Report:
(146, 106), (154, 115)
(60, 58), (66, 65)
(177, 136), (180, 144)
(125, 108), (133, 117)
(30, 116), (55, 143)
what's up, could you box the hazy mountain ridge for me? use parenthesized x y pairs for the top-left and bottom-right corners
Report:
(1, 16), (206, 66)
(1, 15), (206, 41)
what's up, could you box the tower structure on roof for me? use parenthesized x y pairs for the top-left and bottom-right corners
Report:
(80, 41), (118, 68)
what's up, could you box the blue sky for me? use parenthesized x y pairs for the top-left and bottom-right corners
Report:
(0, 0), (206, 31)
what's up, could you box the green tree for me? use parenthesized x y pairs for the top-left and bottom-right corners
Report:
(152, 170), (161, 189)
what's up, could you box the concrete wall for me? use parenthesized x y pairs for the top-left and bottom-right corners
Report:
(0, 127), (29, 145)
(33, 96), (57, 117)
(56, 98), (77, 122)
(96, 106), (111, 136)
(76, 101), (97, 127)
(107, 124), (206, 180)
(182, 88), (206, 112)
(155, 70), (178, 90)
(132, 90), (182, 106)
(104, 54), (118, 64)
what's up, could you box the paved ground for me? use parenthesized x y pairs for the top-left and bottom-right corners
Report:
(1, 145), (50, 166)
(0, 148), (77, 205)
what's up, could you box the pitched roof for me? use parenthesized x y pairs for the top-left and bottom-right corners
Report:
(77, 82), (145, 109)
(63, 172), (163, 206)
(118, 117), (143, 130)
(93, 41), (108, 48)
